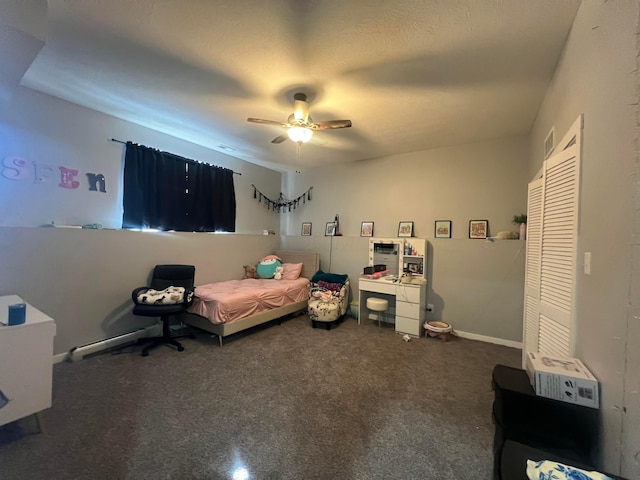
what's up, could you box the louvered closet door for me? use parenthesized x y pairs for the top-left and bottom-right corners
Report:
(523, 178), (543, 358)
(523, 116), (581, 366)
(539, 143), (579, 357)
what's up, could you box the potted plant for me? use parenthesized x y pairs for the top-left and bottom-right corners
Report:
(513, 214), (527, 240)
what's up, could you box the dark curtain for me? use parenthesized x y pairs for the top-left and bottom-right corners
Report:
(122, 142), (236, 232)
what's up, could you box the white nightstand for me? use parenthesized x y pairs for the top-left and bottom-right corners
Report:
(0, 295), (56, 428)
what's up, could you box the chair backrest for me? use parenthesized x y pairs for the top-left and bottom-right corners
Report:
(150, 265), (195, 290)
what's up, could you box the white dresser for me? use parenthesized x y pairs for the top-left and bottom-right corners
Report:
(358, 278), (426, 337)
(0, 295), (56, 427)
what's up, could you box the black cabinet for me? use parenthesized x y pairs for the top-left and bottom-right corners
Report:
(491, 364), (599, 480)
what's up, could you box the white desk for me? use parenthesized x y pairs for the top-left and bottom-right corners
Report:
(358, 278), (426, 337)
(0, 295), (56, 427)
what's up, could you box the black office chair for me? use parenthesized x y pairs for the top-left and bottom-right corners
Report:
(132, 264), (196, 356)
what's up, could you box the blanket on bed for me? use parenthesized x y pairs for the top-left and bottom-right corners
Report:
(187, 278), (309, 324)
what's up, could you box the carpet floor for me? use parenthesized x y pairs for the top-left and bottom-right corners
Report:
(0, 314), (520, 480)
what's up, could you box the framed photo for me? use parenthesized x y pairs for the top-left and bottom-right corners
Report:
(398, 221), (414, 237)
(408, 263), (420, 274)
(469, 220), (488, 239)
(325, 222), (336, 236)
(301, 222), (312, 236)
(434, 220), (452, 238)
(360, 221), (374, 237)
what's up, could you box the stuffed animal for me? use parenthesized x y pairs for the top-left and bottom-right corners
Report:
(273, 266), (284, 280)
(256, 255), (282, 279)
(243, 264), (259, 279)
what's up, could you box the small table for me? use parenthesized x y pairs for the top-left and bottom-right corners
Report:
(491, 364), (599, 478)
(0, 295), (56, 429)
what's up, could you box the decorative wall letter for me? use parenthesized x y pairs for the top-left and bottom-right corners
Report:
(58, 166), (80, 189)
(33, 162), (55, 183)
(2, 156), (29, 180)
(86, 173), (107, 193)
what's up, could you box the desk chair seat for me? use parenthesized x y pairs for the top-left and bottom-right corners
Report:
(131, 264), (196, 356)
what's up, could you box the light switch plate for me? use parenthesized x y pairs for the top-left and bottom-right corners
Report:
(584, 252), (592, 275)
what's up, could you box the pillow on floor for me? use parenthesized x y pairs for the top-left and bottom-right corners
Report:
(526, 459), (614, 480)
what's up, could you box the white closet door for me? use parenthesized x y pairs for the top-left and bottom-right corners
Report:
(539, 143), (580, 356)
(523, 177), (543, 357)
(522, 116), (582, 366)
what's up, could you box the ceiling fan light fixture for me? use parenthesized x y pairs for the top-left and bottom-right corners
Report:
(288, 126), (313, 143)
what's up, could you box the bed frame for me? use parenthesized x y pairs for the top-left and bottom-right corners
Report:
(181, 250), (319, 346)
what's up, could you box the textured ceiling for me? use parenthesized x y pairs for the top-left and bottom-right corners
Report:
(10, 0), (581, 171)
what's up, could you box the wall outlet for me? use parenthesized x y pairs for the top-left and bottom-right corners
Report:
(427, 304), (434, 312)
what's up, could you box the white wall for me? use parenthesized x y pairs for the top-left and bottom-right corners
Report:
(530, 1), (639, 476)
(0, 87), (282, 233)
(282, 136), (530, 343)
(0, 227), (279, 355)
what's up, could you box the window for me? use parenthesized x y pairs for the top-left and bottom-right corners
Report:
(122, 142), (236, 232)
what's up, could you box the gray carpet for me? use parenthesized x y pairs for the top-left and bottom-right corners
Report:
(0, 315), (520, 480)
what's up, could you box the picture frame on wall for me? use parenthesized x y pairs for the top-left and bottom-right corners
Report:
(360, 221), (374, 237)
(469, 220), (488, 239)
(301, 222), (312, 236)
(434, 220), (452, 238)
(325, 222), (336, 236)
(398, 221), (414, 237)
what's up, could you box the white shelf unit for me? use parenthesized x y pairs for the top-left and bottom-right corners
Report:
(361, 237), (428, 337)
(400, 238), (426, 279)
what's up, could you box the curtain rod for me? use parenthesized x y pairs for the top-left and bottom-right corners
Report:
(110, 138), (241, 175)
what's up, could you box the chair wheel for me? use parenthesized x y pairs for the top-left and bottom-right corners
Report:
(142, 350), (149, 357)
(188, 333), (195, 339)
(178, 346), (184, 352)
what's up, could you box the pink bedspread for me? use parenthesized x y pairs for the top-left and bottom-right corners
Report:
(187, 278), (309, 324)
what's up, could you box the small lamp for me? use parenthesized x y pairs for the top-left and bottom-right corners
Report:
(287, 126), (313, 143)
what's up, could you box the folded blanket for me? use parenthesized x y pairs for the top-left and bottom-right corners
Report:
(137, 286), (192, 305)
(311, 290), (334, 302)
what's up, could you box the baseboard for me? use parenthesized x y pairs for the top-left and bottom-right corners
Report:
(53, 352), (69, 364)
(455, 330), (522, 349)
(66, 324), (161, 362)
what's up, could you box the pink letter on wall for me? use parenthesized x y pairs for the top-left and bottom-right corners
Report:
(58, 166), (80, 189)
(2, 156), (29, 180)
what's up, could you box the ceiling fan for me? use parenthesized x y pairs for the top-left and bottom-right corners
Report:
(247, 93), (352, 144)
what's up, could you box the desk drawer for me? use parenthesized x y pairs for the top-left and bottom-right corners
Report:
(359, 279), (396, 295)
(396, 285), (422, 303)
(396, 316), (421, 336)
(396, 300), (420, 318)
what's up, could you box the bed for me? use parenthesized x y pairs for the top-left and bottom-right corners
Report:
(182, 250), (319, 345)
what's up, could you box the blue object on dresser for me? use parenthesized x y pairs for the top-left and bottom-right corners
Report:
(8, 303), (26, 325)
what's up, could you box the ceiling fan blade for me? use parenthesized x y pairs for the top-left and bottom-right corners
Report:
(247, 117), (289, 127)
(271, 134), (289, 144)
(312, 120), (352, 130)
